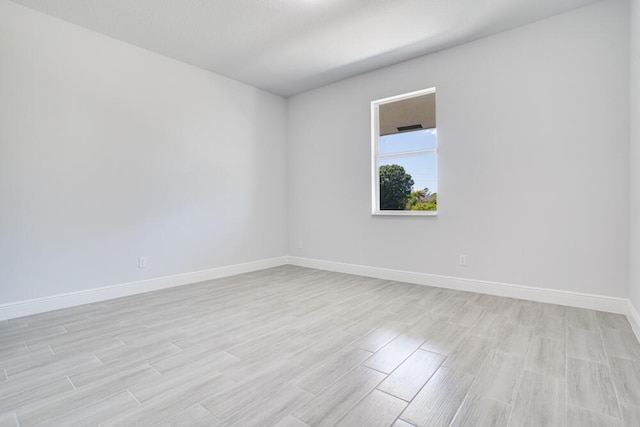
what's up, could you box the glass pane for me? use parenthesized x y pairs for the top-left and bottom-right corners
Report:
(379, 152), (437, 211)
(379, 128), (437, 155)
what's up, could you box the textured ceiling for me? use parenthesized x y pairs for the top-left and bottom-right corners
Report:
(9, 0), (600, 97)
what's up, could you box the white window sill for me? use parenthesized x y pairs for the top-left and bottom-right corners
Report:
(372, 210), (437, 217)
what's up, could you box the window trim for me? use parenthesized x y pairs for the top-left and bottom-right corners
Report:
(371, 87), (437, 216)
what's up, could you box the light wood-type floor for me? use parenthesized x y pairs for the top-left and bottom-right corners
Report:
(1, 266), (640, 426)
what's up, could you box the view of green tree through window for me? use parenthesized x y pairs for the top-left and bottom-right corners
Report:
(372, 88), (437, 215)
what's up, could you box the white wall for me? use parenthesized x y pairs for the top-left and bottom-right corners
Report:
(0, 0), (288, 304)
(0, 0), (632, 309)
(630, 0), (640, 311)
(288, 0), (630, 297)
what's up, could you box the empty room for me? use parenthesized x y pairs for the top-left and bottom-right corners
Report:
(1, 0), (640, 425)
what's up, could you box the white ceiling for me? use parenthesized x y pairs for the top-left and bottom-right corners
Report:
(10, 0), (600, 97)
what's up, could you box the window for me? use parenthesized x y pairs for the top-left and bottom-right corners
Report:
(371, 88), (437, 215)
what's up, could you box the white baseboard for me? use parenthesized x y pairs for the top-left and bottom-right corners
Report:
(287, 256), (631, 315)
(0, 257), (288, 321)
(4, 255), (639, 344)
(629, 301), (640, 342)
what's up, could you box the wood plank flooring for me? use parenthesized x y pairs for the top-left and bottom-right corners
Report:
(1, 265), (639, 426)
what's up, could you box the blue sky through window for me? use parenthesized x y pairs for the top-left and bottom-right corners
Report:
(379, 128), (437, 194)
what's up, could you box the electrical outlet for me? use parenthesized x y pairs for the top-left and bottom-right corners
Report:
(138, 256), (147, 269)
(298, 240), (304, 249)
(458, 254), (467, 266)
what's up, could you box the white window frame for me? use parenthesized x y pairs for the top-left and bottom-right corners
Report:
(371, 87), (437, 216)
